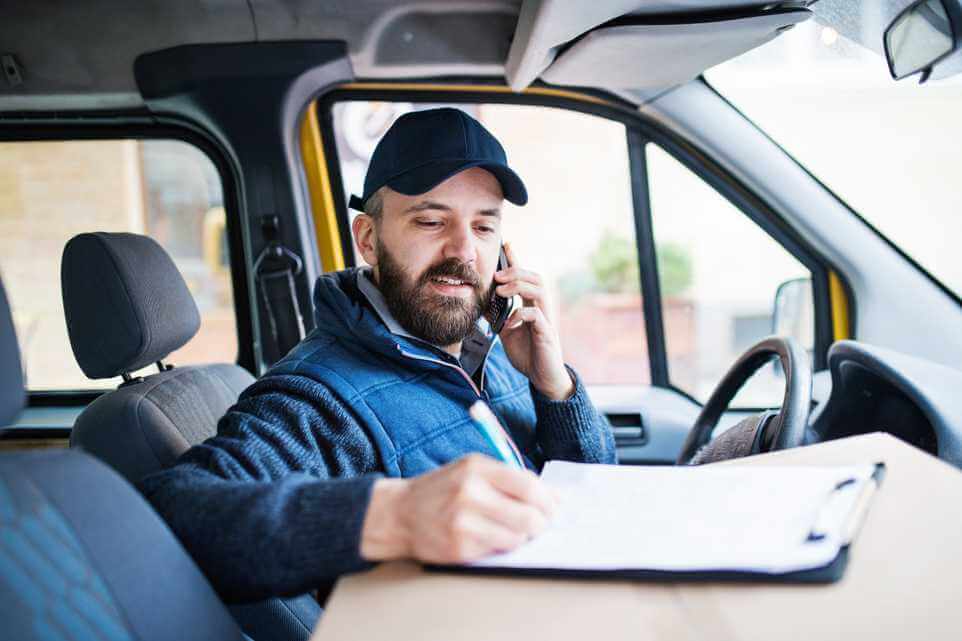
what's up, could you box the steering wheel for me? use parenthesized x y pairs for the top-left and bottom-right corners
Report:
(676, 336), (813, 465)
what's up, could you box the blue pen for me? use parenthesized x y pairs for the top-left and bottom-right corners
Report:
(468, 401), (524, 469)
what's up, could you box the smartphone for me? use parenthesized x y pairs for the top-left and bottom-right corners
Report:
(484, 246), (514, 334)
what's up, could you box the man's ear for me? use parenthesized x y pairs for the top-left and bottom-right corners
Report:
(352, 214), (379, 266)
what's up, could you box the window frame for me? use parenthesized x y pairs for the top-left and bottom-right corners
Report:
(314, 83), (841, 401)
(634, 130), (837, 402)
(0, 120), (253, 405)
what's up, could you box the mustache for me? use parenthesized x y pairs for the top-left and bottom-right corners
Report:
(418, 258), (481, 289)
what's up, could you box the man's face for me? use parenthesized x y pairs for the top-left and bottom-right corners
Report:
(355, 167), (504, 348)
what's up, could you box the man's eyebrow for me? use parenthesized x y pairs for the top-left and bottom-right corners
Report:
(402, 201), (453, 214)
(402, 201), (501, 218)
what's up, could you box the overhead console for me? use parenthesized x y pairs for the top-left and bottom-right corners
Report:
(505, 1), (812, 91)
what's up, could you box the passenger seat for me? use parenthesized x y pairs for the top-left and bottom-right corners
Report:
(62, 232), (254, 481)
(60, 232), (321, 640)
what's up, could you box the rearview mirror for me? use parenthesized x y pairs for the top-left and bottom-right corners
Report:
(884, 0), (959, 82)
(772, 277), (814, 349)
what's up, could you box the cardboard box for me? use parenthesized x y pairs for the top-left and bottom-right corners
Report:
(312, 433), (962, 640)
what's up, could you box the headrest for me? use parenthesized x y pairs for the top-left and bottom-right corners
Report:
(0, 276), (25, 426)
(61, 232), (200, 379)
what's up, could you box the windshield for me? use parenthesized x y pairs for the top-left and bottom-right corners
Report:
(706, 11), (962, 300)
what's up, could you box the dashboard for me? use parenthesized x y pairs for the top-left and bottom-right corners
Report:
(809, 340), (962, 467)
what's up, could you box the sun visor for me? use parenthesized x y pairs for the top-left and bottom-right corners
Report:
(505, 0), (655, 91)
(539, 8), (811, 90)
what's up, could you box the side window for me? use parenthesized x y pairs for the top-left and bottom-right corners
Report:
(0, 139), (237, 391)
(331, 101), (649, 385)
(646, 144), (813, 406)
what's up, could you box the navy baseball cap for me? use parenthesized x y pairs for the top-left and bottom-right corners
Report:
(348, 107), (528, 212)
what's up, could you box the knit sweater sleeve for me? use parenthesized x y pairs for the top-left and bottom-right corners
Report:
(137, 373), (383, 602)
(530, 365), (617, 465)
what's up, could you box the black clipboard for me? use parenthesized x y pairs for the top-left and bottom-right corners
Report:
(426, 463), (884, 585)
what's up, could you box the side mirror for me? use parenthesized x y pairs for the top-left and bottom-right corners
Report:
(884, 0), (960, 82)
(772, 277), (814, 350)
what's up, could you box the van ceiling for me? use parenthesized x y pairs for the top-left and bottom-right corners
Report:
(1, 1), (835, 112)
(0, 0), (520, 111)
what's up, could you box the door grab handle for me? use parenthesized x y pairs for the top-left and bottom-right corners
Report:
(607, 413), (646, 446)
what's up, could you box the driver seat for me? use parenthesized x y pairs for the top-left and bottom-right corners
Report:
(61, 232), (321, 640)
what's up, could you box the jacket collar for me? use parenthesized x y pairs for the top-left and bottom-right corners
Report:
(355, 267), (496, 378)
(355, 267), (420, 344)
(313, 268), (495, 378)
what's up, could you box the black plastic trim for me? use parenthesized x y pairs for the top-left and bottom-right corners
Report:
(27, 391), (103, 407)
(0, 427), (72, 440)
(627, 129), (669, 387)
(599, 4), (809, 28)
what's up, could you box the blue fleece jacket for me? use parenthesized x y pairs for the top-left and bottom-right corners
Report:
(139, 268), (615, 602)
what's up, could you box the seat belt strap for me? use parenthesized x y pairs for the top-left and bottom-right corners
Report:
(254, 242), (306, 365)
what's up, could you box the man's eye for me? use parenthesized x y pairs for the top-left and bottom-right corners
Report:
(415, 220), (442, 228)
(476, 225), (496, 234)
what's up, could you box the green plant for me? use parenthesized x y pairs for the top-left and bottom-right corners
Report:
(569, 231), (693, 303)
(590, 230), (639, 294)
(657, 241), (693, 297)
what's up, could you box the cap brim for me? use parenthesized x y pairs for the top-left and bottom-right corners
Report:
(385, 159), (528, 206)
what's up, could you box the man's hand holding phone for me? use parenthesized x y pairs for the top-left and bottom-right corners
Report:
(493, 243), (575, 401)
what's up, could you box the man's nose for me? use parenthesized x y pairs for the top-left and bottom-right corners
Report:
(442, 223), (478, 264)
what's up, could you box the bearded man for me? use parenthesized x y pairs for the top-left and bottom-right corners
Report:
(139, 108), (615, 603)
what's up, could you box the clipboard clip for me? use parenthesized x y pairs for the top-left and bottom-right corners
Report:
(806, 463), (884, 544)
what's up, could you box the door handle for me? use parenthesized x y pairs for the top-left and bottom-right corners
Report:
(607, 412), (646, 447)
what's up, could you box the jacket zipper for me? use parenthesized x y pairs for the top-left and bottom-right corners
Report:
(397, 346), (482, 396)
(396, 345), (525, 467)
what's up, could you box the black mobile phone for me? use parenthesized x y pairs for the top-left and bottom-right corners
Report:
(485, 246), (513, 334)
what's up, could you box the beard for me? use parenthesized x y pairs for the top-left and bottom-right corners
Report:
(375, 244), (491, 347)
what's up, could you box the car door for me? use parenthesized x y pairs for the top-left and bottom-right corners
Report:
(301, 84), (843, 464)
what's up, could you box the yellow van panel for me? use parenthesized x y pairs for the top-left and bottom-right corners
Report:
(300, 102), (346, 272)
(829, 271), (851, 340)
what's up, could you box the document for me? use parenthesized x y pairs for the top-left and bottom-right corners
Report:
(472, 462), (878, 575)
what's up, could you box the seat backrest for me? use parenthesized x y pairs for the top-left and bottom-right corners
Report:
(61, 232), (255, 479)
(0, 449), (247, 641)
(0, 272), (25, 429)
(0, 270), (244, 641)
(69, 362), (254, 481)
(60, 232), (321, 641)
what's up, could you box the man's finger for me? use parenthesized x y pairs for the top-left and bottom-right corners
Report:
(493, 266), (543, 287)
(495, 280), (545, 308)
(479, 463), (558, 518)
(502, 306), (553, 335)
(472, 481), (550, 537)
(501, 307), (526, 332)
(503, 241), (519, 270)
(446, 512), (529, 562)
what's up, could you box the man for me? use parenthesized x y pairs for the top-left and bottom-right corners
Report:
(139, 108), (615, 602)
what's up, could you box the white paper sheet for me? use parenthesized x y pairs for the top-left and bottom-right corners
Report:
(472, 462), (877, 575)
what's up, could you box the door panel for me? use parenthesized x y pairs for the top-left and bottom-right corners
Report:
(592, 385), (763, 464)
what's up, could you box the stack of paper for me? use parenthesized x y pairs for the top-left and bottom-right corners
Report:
(472, 462), (878, 576)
